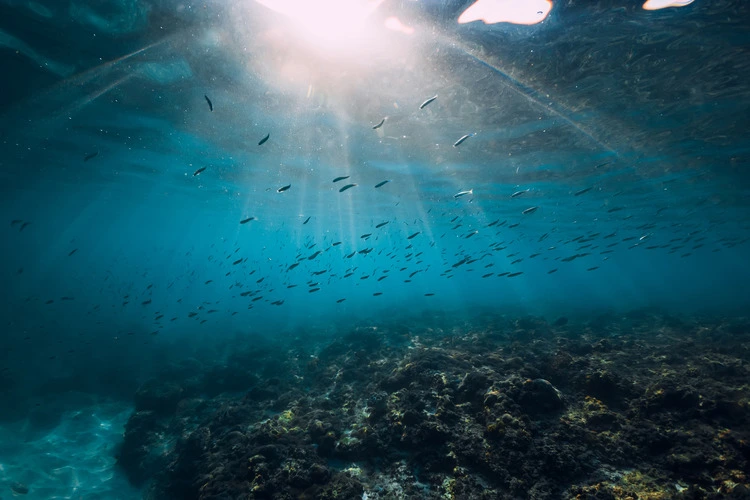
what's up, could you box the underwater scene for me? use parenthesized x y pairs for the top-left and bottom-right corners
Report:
(1, 0), (749, 498)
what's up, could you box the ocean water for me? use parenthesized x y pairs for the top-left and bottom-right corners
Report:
(1, 0), (749, 498)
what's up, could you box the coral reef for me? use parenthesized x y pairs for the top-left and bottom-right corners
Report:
(117, 312), (750, 499)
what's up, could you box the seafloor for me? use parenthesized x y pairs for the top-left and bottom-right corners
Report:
(114, 310), (750, 499)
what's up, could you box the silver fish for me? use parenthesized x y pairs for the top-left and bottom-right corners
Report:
(453, 133), (474, 147)
(419, 95), (438, 109)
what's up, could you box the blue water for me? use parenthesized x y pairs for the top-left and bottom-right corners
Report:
(0, 0), (748, 498)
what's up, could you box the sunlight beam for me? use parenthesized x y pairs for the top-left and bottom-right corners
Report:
(255, 0), (384, 53)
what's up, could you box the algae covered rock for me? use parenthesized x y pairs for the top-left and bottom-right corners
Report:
(519, 378), (564, 414)
(134, 379), (185, 414)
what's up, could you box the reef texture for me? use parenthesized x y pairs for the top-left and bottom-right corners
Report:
(117, 311), (750, 499)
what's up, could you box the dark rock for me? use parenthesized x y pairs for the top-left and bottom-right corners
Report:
(456, 369), (493, 405)
(312, 472), (363, 500)
(585, 410), (619, 431)
(244, 386), (276, 401)
(553, 317), (569, 327)
(645, 384), (700, 413)
(133, 379), (184, 414)
(309, 464), (331, 485)
(366, 391), (388, 420)
(11, 482), (29, 495)
(117, 410), (168, 486)
(518, 378), (564, 414)
(203, 364), (259, 395)
(583, 370), (627, 405)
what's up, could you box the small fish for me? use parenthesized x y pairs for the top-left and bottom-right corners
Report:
(20, 222), (30, 231)
(240, 217), (255, 224)
(375, 221), (389, 228)
(232, 258), (243, 265)
(333, 176), (350, 183)
(204, 94), (213, 111)
(193, 166), (207, 176)
(84, 151), (98, 162)
(419, 95), (438, 109)
(361, 233), (372, 239)
(511, 189), (529, 198)
(303, 216), (311, 225)
(332, 241), (342, 246)
(507, 272), (524, 277)
(339, 183), (357, 192)
(522, 206), (539, 215)
(258, 133), (270, 146)
(288, 263), (300, 271)
(373, 292), (383, 296)
(574, 187), (593, 196)
(68, 249), (78, 257)
(271, 300), (285, 306)
(10, 220), (22, 226)
(277, 184), (291, 193)
(407, 232), (420, 240)
(453, 133), (474, 147)
(309, 288), (320, 293)
(372, 117), (386, 129)
(336, 298), (346, 303)
(454, 189), (473, 199)
(375, 180), (390, 188)
(424, 293), (435, 296)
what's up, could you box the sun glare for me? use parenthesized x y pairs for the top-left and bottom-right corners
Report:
(256, 0), (384, 50)
(458, 0), (552, 26)
(642, 0), (694, 10)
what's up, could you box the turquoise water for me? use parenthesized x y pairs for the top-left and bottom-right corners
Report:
(0, 0), (748, 498)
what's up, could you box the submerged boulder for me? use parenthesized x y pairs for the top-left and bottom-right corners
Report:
(518, 378), (564, 414)
(134, 379), (185, 415)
